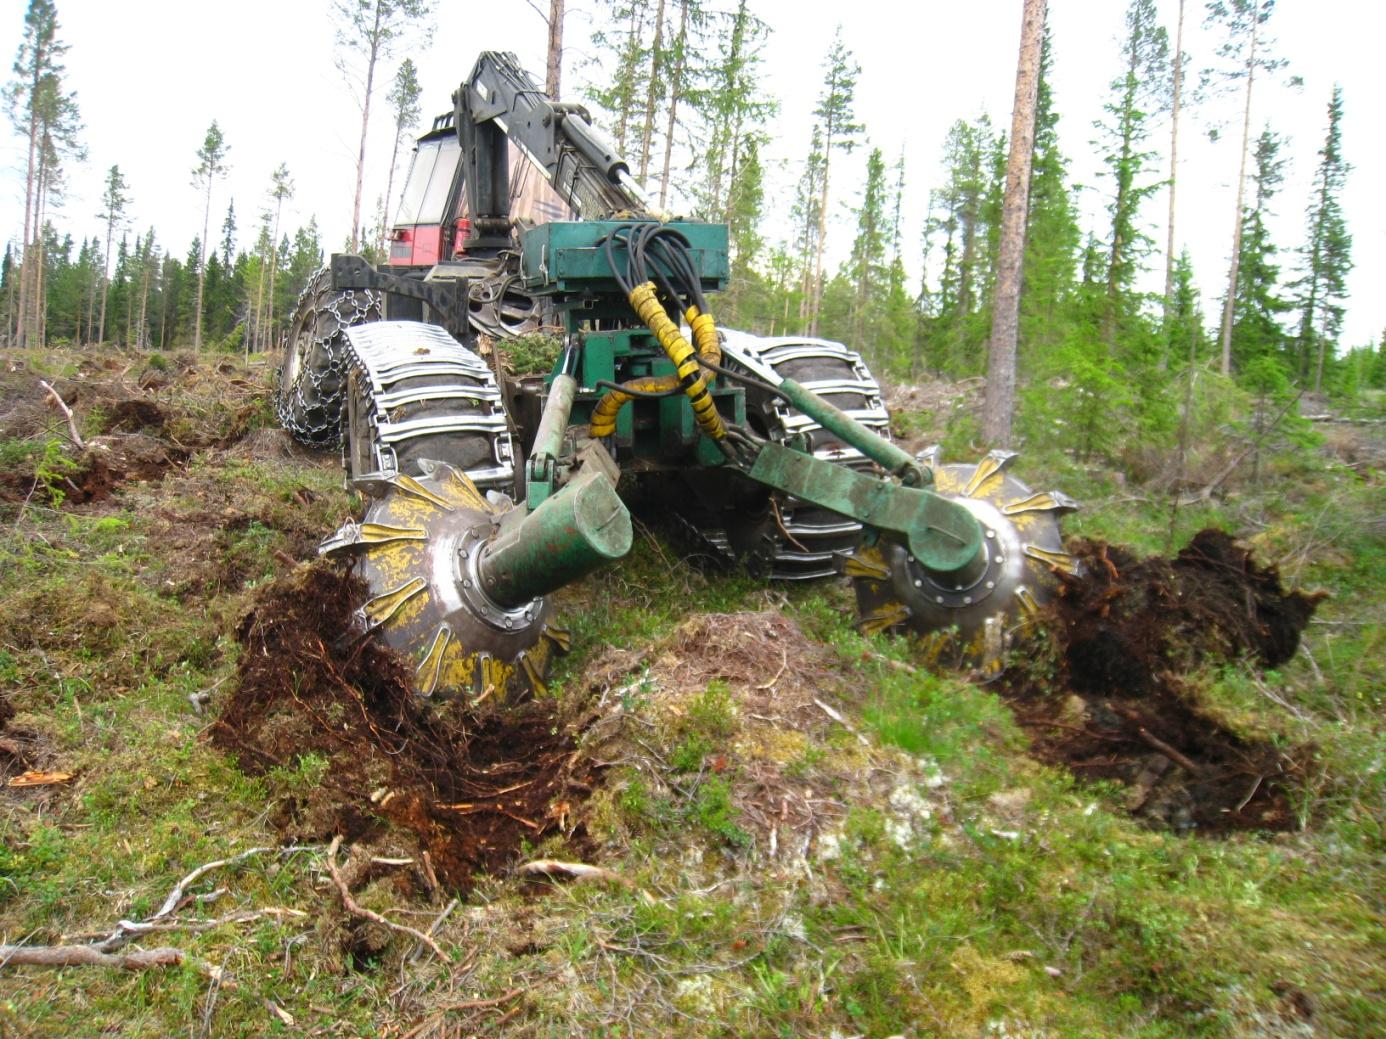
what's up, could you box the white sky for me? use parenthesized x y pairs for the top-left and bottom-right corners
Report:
(2, 0), (1381, 348)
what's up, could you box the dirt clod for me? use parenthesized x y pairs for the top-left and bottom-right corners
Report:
(211, 563), (594, 890)
(1000, 529), (1324, 833)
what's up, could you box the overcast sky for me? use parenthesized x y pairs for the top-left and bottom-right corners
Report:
(2, 0), (1381, 348)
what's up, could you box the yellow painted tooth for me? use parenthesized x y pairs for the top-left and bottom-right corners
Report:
(842, 553), (891, 580)
(1014, 586), (1041, 620)
(1024, 545), (1080, 574)
(856, 601), (912, 635)
(388, 473), (455, 512)
(415, 626), (452, 696)
(1002, 491), (1076, 516)
(520, 653), (548, 697)
(436, 466), (490, 511)
(545, 626), (572, 653)
(362, 577), (427, 627)
(359, 522), (428, 544)
(964, 450), (1015, 497)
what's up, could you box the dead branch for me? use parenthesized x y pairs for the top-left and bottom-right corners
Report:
(0, 944), (185, 970)
(517, 859), (630, 886)
(325, 836), (445, 961)
(38, 380), (83, 448)
(1134, 726), (1205, 777)
(408, 898), (459, 964)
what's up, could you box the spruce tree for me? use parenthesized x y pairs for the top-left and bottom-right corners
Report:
(805, 28), (862, 336)
(1098, 0), (1168, 353)
(1227, 127), (1289, 370)
(1292, 84), (1352, 393)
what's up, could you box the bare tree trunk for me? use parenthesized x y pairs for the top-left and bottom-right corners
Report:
(267, 201), (284, 354)
(1161, 0), (1186, 363)
(1218, 13), (1258, 376)
(982, 0), (1046, 448)
(350, 3), (384, 253)
(658, 0), (690, 208)
(545, 0), (564, 98)
(810, 163), (832, 337)
(137, 256), (151, 349)
(638, 0), (667, 184)
(98, 224), (115, 344)
(194, 176), (212, 350)
(16, 99), (39, 349)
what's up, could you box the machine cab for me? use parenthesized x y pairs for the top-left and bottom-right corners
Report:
(388, 111), (572, 269)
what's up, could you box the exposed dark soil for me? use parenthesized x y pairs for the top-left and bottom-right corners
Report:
(211, 563), (596, 890)
(1000, 529), (1326, 834)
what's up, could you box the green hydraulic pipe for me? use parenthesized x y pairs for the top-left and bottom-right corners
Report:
(478, 468), (632, 607)
(748, 441), (985, 581)
(778, 378), (930, 487)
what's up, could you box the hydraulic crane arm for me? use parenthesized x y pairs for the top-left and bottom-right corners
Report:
(454, 50), (650, 248)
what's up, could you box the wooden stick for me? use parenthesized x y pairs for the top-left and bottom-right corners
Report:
(325, 836), (445, 961)
(0, 944), (185, 970)
(38, 380), (83, 448)
(1134, 726), (1205, 777)
(517, 859), (629, 886)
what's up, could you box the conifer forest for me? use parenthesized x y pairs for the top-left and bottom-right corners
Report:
(0, 1), (1381, 1036)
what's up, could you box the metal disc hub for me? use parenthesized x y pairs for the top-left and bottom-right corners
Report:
(321, 461), (567, 705)
(849, 449), (1079, 672)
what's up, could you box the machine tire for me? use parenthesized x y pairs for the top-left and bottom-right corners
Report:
(275, 267), (382, 448)
(668, 333), (891, 581)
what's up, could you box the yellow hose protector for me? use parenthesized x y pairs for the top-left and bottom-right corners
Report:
(627, 282), (726, 440)
(589, 375), (679, 438)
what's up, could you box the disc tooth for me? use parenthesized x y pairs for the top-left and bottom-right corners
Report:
(842, 553), (891, 580)
(963, 449), (1018, 498)
(916, 444), (942, 472)
(362, 576), (428, 627)
(388, 473), (456, 512)
(544, 625), (572, 653)
(415, 626), (452, 697)
(1023, 544), (1081, 575)
(1014, 586), (1042, 621)
(1002, 490), (1079, 517)
(856, 601), (912, 635)
(520, 652), (548, 697)
(433, 464), (490, 511)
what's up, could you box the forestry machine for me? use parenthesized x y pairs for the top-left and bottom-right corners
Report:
(275, 51), (1079, 704)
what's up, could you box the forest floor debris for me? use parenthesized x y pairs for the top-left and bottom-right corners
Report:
(999, 529), (1326, 832)
(211, 563), (598, 892)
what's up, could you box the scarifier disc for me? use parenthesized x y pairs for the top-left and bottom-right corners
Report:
(320, 461), (566, 705)
(849, 449), (1079, 672)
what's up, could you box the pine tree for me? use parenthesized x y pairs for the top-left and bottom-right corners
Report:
(265, 165), (294, 353)
(1161, 0), (1189, 350)
(984, 0), (1046, 447)
(334, 0), (431, 252)
(585, 2), (649, 157)
(96, 164), (129, 345)
(1292, 84), (1352, 393)
(6, 0), (69, 346)
(191, 120), (228, 350)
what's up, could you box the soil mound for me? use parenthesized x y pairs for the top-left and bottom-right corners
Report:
(1000, 529), (1324, 834)
(211, 563), (594, 890)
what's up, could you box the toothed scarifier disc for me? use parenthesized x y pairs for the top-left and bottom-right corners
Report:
(849, 449), (1079, 672)
(321, 462), (566, 705)
(312, 321), (548, 704)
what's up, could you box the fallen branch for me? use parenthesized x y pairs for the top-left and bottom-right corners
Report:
(517, 859), (630, 887)
(0, 944), (185, 971)
(39, 380), (83, 449)
(325, 836), (445, 961)
(1134, 726), (1204, 777)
